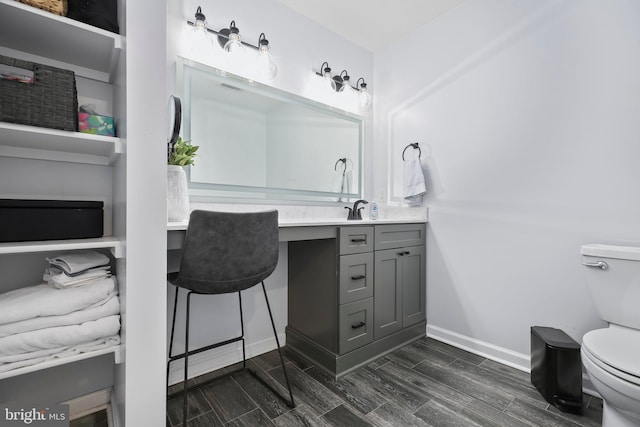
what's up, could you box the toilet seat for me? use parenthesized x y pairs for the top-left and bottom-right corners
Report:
(582, 328), (640, 386)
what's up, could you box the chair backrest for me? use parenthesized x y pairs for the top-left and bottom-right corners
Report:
(175, 210), (279, 294)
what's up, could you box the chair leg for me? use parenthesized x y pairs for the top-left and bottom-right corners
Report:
(238, 291), (247, 369)
(182, 290), (193, 427)
(166, 287), (179, 396)
(261, 281), (295, 408)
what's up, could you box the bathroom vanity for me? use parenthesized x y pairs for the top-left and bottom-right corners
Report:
(286, 221), (426, 377)
(167, 218), (427, 378)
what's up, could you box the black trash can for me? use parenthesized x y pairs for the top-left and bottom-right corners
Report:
(530, 326), (583, 414)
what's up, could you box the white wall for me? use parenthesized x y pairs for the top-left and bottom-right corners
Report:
(166, 0), (373, 383)
(374, 0), (640, 369)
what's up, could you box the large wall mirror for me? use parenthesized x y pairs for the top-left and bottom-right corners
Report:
(178, 58), (363, 203)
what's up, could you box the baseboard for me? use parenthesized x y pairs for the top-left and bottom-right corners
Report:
(63, 388), (111, 420)
(167, 333), (285, 386)
(427, 325), (530, 372)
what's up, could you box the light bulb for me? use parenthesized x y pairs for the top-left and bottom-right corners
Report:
(223, 22), (246, 57)
(256, 35), (278, 80)
(323, 67), (337, 91)
(188, 7), (215, 58)
(359, 85), (372, 111)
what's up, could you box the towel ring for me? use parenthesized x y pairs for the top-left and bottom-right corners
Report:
(402, 143), (421, 161)
(334, 158), (352, 172)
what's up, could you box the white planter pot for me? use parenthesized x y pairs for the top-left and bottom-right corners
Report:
(167, 165), (189, 222)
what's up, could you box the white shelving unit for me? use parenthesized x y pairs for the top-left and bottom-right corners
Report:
(0, 0), (126, 410)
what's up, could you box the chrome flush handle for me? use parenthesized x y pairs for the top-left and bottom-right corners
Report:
(582, 261), (608, 270)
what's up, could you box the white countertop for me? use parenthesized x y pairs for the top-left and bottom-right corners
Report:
(167, 217), (426, 231)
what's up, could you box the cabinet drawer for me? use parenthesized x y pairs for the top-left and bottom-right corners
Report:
(374, 224), (426, 250)
(339, 226), (373, 255)
(339, 298), (373, 354)
(339, 252), (374, 304)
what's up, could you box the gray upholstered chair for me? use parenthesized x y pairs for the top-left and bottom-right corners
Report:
(167, 209), (295, 425)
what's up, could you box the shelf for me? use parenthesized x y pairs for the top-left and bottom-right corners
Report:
(0, 237), (125, 258)
(0, 0), (122, 83)
(0, 122), (121, 165)
(0, 344), (122, 380)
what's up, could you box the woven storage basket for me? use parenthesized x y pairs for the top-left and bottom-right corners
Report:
(18, 0), (68, 16)
(0, 55), (78, 132)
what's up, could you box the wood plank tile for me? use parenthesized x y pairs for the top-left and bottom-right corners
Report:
(378, 361), (475, 412)
(366, 401), (432, 427)
(321, 404), (372, 427)
(504, 398), (584, 427)
(181, 410), (224, 427)
(460, 398), (537, 427)
(272, 404), (327, 427)
(414, 399), (484, 427)
(449, 358), (549, 409)
(420, 338), (487, 365)
(386, 340), (457, 369)
(166, 389), (212, 427)
(352, 365), (431, 413)
(231, 365), (294, 420)
(412, 357), (516, 411)
(199, 376), (257, 423)
(226, 408), (276, 427)
(304, 365), (390, 415)
(268, 363), (344, 417)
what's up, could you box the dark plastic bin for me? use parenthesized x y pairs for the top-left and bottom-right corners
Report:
(0, 199), (103, 243)
(530, 326), (583, 414)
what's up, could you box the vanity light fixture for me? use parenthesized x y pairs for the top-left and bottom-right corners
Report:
(187, 6), (278, 80)
(314, 62), (373, 112)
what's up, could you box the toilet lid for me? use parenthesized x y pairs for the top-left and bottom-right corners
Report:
(583, 328), (640, 380)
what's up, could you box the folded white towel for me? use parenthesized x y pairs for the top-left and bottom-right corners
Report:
(46, 250), (109, 276)
(0, 315), (120, 357)
(0, 277), (116, 325)
(403, 158), (426, 206)
(0, 335), (120, 373)
(0, 294), (119, 338)
(44, 266), (111, 288)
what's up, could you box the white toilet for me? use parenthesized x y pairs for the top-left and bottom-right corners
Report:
(580, 244), (640, 427)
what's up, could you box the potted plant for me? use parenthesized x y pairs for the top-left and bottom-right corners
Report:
(167, 137), (199, 222)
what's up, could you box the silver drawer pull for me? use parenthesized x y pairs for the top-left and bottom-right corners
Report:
(351, 321), (365, 329)
(351, 274), (365, 280)
(582, 261), (608, 270)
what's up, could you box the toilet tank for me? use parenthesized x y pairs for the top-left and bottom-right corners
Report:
(581, 244), (640, 329)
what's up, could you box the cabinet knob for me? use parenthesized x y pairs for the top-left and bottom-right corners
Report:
(351, 321), (366, 329)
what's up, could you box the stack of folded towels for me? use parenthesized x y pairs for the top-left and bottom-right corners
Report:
(0, 250), (120, 373)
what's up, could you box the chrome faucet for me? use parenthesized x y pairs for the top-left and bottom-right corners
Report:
(345, 199), (368, 220)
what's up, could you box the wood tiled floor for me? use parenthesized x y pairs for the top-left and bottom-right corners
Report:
(167, 337), (603, 426)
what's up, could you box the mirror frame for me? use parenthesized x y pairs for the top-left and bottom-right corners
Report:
(177, 57), (364, 204)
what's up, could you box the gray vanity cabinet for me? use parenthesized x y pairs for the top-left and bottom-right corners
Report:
(374, 245), (426, 339)
(286, 223), (426, 377)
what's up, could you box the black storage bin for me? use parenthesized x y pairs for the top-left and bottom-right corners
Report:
(530, 326), (583, 414)
(0, 199), (103, 243)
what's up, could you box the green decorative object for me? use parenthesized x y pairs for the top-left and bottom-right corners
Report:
(168, 137), (199, 166)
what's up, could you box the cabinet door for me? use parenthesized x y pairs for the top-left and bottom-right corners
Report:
(374, 248), (403, 340)
(402, 245), (426, 327)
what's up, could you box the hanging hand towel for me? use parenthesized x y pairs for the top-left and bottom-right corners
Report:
(403, 158), (427, 206)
